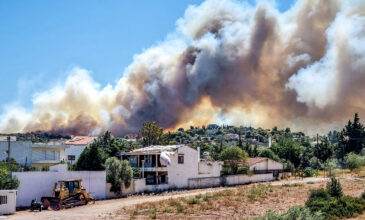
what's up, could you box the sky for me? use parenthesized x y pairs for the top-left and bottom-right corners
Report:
(0, 0), (294, 109)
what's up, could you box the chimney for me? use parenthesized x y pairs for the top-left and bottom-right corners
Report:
(197, 146), (200, 162)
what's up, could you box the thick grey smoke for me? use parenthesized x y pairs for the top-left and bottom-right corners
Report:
(1, 0), (365, 136)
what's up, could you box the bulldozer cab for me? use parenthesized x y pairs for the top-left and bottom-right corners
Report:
(53, 179), (82, 199)
(63, 180), (80, 194)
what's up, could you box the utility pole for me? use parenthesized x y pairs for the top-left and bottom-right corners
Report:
(7, 136), (10, 161)
(316, 133), (319, 146)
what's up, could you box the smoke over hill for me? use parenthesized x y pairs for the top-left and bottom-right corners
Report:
(1, 0), (365, 136)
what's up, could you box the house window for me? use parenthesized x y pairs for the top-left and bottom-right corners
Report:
(0, 195), (7, 205)
(178, 154), (184, 164)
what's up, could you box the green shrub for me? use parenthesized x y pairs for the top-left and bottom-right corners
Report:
(186, 197), (200, 205)
(336, 196), (364, 218)
(361, 191), (365, 200)
(306, 188), (365, 219)
(344, 153), (363, 171)
(304, 168), (319, 177)
(149, 208), (157, 219)
(247, 170), (254, 176)
(237, 166), (248, 174)
(0, 158), (21, 172)
(41, 166), (49, 171)
(221, 166), (233, 175)
(326, 177), (342, 198)
(0, 167), (20, 190)
(254, 206), (324, 220)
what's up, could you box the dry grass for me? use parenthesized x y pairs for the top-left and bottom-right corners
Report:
(116, 178), (364, 219)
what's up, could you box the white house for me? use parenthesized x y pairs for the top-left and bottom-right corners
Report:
(65, 136), (96, 164)
(125, 145), (223, 190)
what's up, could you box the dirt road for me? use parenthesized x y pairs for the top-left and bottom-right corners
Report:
(6, 177), (331, 220)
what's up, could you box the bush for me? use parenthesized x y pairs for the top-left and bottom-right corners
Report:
(344, 152), (364, 171)
(306, 184), (365, 219)
(0, 158), (21, 172)
(221, 166), (233, 175)
(120, 160), (133, 188)
(309, 157), (323, 170)
(361, 191), (365, 200)
(105, 158), (133, 193)
(303, 168), (319, 177)
(336, 196), (365, 218)
(237, 166), (248, 174)
(186, 197), (200, 205)
(326, 177), (342, 198)
(255, 206), (324, 220)
(0, 167), (20, 190)
(105, 157), (122, 193)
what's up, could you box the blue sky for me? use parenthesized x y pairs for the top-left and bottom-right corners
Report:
(0, 0), (294, 109)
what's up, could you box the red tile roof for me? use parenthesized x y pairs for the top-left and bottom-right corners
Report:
(247, 157), (268, 166)
(65, 136), (96, 145)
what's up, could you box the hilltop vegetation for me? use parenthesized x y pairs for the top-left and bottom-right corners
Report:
(71, 113), (365, 176)
(0, 131), (71, 143)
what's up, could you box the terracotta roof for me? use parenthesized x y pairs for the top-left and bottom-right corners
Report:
(247, 157), (268, 166)
(66, 136), (96, 145)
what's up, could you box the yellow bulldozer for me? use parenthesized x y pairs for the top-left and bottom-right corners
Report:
(41, 179), (95, 210)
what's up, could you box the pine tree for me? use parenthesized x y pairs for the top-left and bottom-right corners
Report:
(339, 113), (365, 155)
(326, 177), (342, 197)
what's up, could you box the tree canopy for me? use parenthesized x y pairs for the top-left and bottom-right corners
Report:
(140, 121), (163, 146)
(313, 137), (334, 163)
(74, 141), (106, 171)
(271, 138), (305, 168)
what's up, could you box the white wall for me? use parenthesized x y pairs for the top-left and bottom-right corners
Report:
(249, 159), (283, 171)
(188, 177), (221, 189)
(65, 145), (87, 163)
(13, 171), (106, 207)
(223, 173), (274, 186)
(268, 159), (283, 170)
(198, 161), (222, 176)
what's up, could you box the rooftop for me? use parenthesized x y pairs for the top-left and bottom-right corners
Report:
(32, 141), (66, 148)
(247, 157), (268, 166)
(66, 136), (97, 145)
(126, 145), (183, 155)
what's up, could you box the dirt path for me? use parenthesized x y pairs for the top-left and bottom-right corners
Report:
(5, 177), (332, 220)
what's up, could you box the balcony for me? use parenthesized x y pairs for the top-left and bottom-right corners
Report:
(138, 167), (168, 172)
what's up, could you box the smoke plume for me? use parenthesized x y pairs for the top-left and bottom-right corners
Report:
(1, 0), (365, 136)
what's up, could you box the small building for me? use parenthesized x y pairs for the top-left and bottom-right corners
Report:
(31, 141), (67, 167)
(0, 140), (32, 166)
(247, 157), (284, 177)
(65, 136), (96, 164)
(125, 145), (222, 190)
(0, 190), (17, 215)
(226, 133), (239, 140)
